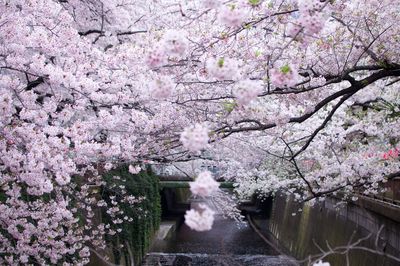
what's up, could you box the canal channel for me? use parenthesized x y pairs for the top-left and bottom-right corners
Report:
(143, 189), (400, 266)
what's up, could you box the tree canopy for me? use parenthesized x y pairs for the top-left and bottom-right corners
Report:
(1, 0), (400, 264)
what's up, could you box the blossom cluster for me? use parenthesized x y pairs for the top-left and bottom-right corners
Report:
(206, 57), (241, 81)
(287, 0), (328, 41)
(313, 261), (330, 266)
(297, 0), (327, 35)
(233, 79), (263, 106)
(1, 0), (400, 263)
(185, 171), (220, 231)
(270, 64), (301, 88)
(146, 29), (189, 68)
(149, 75), (175, 99)
(382, 148), (399, 160)
(184, 204), (216, 232)
(180, 123), (210, 153)
(202, 0), (221, 9)
(189, 171), (220, 197)
(218, 5), (247, 28)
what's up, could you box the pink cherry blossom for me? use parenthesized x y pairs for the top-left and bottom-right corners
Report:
(180, 123), (210, 153)
(190, 171), (220, 197)
(149, 75), (175, 99)
(274, 114), (291, 127)
(202, 0), (221, 9)
(298, 0), (325, 13)
(287, 22), (303, 38)
(233, 79), (263, 106)
(299, 12), (326, 35)
(382, 148), (399, 160)
(184, 204), (215, 231)
(162, 30), (189, 57)
(218, 5), (247, 28)
(146, 45), (167, 68)
(206, 57), (240, 80)
(1, 0), (400, 263)
(270, 64), (301, 88)
(129, 165), (141, 174)
(313, 260), (330, 266)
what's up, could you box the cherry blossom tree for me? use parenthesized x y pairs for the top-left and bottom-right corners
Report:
(1, 0), (400, 264)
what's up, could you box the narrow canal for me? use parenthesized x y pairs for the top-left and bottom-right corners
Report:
(266, 195), (400, 266)
(144, 195), (296, 265)
(143, 191), (400, 266)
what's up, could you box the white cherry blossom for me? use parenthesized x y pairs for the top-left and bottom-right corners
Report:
(190, 171), (220, 197)
(184, 204), (215, 231)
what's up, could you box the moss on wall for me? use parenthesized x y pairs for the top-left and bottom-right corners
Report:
(101, 165), (161, 265)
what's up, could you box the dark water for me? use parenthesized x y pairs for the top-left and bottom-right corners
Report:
(143, 193), (400, 266)
(155, 215), (276, 255)
(145, 202), (297, 265)
(142, 253), (297, 266)
(267, 195), (400, 266)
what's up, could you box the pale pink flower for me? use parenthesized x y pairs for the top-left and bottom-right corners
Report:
(298, 0), (324, 14)
(162, 30), (189, 57)
(149, 75), (175, 99)
(296, 0), (327, 35)
(233, 79), (263, 106)
(299, 12), (326, 35)
(104, 162), (114, 171)
(146, 45), (167, 68)
(184, 204), (215, 231)
(79, 247), (90, 258)
(20, 255), (28, 264)
(129, 165), (141, 174)
(218, 5), (246, 28)
(55, 173), (70, 186)
(180, 123), (209, 152)
(310, 76), (326, 87)
(0, 91), (13, 117)
(206, 57), (240, 80)
(274, 114), (291, 127)
(313, 261), (330, 266)
(202, 0), (221, 9)
(190, 171), (220, 197)
(270, 64), (300, 88)
(287, 23), (302, 38)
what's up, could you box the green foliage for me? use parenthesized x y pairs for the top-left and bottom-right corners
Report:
(218, 57), (225, 67)
(101, 165), (161, 265)
(374, 100), (400, 121)
(228, 4), (236, 10)
(223, 100), (237, 113)
(248, 0), (261, 6)
(349, 98), (400, 122)
(0, 191), (7, 203)
(377, 60), (389, 69)
(280, 64), (291, 74)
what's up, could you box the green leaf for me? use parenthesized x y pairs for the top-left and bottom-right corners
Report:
(218, 57), (225, 67)
(248, 0), (261, 6)
(223, 100), (237, 113)
(361, 79), (369, 86)
(280, 64), (291, 74)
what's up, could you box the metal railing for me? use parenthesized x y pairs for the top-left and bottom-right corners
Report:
(354, 191), (400, 208)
